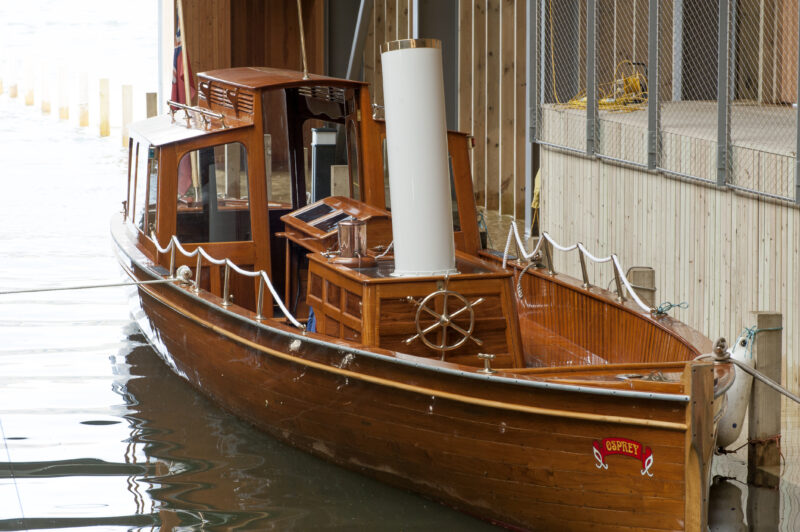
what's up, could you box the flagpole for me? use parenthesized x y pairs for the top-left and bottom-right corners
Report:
(177, 0), (192, 106)
(176, 0), (199, 198)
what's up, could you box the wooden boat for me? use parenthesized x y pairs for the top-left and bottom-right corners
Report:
(113, 43), (734, 530)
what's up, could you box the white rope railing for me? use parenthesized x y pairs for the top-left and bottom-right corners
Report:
(503, 223), (654, 314)
(151, 234), (303, 329)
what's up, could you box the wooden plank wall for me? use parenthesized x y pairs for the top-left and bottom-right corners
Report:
(181, 0), (325, 82)
(540, 146), (800, 395)
(363, 0), (529, 221)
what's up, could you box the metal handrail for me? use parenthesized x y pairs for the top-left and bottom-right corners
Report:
(503, 223), (654, 314)
(150, 233), (304, 329)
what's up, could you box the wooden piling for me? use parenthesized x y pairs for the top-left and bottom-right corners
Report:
(24, 67), (34, 106)
(58, 68), (69, 120)
(41, 67), (51, 115)
(0, 75), (4, 95)
(146, 92), (157, 118)
(9, 82), (18, 98)
(121, 84), (132, 147)
(79, 73), (89, 127)
(99, 78), (110, 137)
(747, 311), (782, 488)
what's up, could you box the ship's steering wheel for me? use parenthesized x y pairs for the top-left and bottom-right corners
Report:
(405, 288), (484, 357)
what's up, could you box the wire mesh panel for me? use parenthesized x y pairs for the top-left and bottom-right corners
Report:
(728, 1), (797, 200)
(657, 0), (719, 182)
(537, 0), (587, 152)
(595, 0), (650, 166)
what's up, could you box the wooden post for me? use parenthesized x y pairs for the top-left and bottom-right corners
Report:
(627, 267), (657, 308)
(747, 311), (782, 488)
(9, 82), (18, 98)
(58, 68), (69, 120)
(79, 73), (89, 127)
(41, 66), (51, 115)
(146, 92), (157, 118)
(99, 78), (110, 137)
(121, 84), (132, 147)
(24, 66), (34, 106)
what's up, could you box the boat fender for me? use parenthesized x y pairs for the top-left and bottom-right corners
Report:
(716, 334), (754, 449)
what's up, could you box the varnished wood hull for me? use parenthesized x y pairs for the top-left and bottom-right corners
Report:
(114, 220), (717, 531)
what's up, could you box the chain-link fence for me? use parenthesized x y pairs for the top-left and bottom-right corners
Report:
(729, 0), (798, 199)
(538, 0), (587, 153)
(596, 0), (650, 167)
(535, 0), (800, 204)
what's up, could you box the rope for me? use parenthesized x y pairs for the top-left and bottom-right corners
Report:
(477, 210), (493, 250)
(502, 223), (652, 313)
(0, 276), (185, 296)
(151, 234), (303, 329)
(709, 336), (800, 405)
(375, 241), (394, 259)
(716, 434), (785, 473)
(655, 301), (689, 315)
(0, 417), (25, 523)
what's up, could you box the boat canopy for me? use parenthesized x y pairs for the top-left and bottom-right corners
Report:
(128, 114), (252, 148)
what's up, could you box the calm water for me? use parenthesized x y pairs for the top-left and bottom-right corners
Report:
(0, 96), (498, 530)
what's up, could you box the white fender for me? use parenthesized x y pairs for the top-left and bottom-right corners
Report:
(716, 334), (754, 448)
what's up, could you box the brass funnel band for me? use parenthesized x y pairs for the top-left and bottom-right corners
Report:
(380, 38), (441, 55)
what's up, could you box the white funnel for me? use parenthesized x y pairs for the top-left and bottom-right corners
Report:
(380, 39), (457, 277)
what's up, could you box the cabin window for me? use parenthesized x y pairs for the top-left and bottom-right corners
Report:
(127, 142), (139, 222)
(346, 119), (360, 201)
(263, 86), (362, 208)
(133, 143), (159, 234)
(175, 142), (251, 243)
(262, 89), (292, 205)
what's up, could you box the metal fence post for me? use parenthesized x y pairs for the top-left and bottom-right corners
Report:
(647, 0), (659, 170)
(716, 0), (730, 186)
(524, 0), (539, 239)
(586, 0), (597, 156)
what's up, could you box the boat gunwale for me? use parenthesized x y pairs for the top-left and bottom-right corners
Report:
(111, 214), (692, 405)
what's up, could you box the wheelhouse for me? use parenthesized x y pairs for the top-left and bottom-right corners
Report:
(125, 67), (480, 325)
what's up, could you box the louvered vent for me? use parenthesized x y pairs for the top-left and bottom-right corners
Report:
(204, 85), (255, 115)
(297, 86), (346, 105)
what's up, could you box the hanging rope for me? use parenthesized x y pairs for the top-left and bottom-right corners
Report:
(655, 301), (689, 315)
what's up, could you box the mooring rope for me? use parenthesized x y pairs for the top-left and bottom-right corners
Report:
(698, 327), (799, 406)
(0, 275), (188, 296)
(655, 301), (689, 315)
(0, 417), (25, 523)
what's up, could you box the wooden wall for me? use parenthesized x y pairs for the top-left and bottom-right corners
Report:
(362, 0), (529, 221)
(180, 0), (325, 83)
(540, 145), (800, 395)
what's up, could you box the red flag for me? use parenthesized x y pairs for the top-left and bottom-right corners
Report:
(171, 26), (196, 106)
(172, 25), (196, 198)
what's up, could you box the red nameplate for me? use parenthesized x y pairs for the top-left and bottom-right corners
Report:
(592, 437), (654, 477)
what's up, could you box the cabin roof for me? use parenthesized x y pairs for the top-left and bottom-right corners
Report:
(199, 67), (366, 91)
(129, 114), (251, 148)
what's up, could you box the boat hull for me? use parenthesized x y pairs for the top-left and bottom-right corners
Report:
(113, 222), (714, 531)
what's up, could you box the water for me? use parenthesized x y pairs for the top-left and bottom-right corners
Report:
(2, 4), (800, 531)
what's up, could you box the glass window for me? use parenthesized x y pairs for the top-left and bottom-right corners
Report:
(134, 144), (159, 234)
(262, 90), (292, 204)
(346, 119), (360, 201)
(176, 142), (251, 243)
(127, 142), (139, 222)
